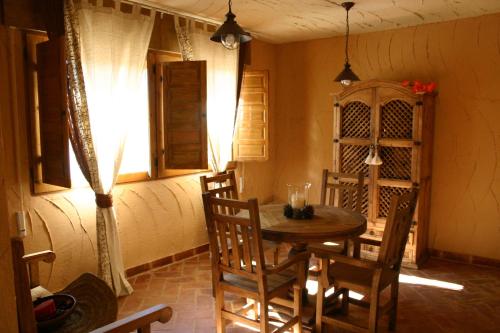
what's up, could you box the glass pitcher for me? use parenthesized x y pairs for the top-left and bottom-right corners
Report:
(287, 182), (311, 209)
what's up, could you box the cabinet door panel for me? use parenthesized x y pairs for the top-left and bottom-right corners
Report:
(379, 146), (412, 180)
(380, 99), (414, 139)
(340, 101), (371, 138)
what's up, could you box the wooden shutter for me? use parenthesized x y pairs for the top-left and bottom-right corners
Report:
(36, 36), (71, 188)
(159, 61), (207, 172)
(233, 70), (269, 161)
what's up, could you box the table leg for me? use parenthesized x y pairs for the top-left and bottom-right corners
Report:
(288, 243), (310, 304)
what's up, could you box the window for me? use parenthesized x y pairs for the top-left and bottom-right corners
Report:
(26, 32), (208, 193)
(147, 51), (208, 178)
(233, 70), (269, 161)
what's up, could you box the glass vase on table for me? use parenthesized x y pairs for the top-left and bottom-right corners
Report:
(285, 183), (313, 219)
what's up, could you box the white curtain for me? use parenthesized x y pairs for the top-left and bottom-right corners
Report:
(65, 0), (155, 296)
(175, 18), (238, 173)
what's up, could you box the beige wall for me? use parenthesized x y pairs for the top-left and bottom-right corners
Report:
(0, 26), (20, 333)
(271, 13), (500, 260)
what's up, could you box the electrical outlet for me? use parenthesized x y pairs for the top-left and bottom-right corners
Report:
(16, 211), (27, 238)
(239, 176), (244, 194)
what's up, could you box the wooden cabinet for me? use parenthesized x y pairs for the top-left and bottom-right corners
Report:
(332, 80), (435, 267)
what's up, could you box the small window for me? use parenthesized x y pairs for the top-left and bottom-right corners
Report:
(233, 70), (269, 161)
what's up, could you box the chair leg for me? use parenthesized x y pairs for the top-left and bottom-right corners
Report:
(293, 284), (303, 333)
(315, 281), (325, 333)
(368, 290), (380, 333)
(273, 246), (280, 266)
(341, 288), (349, 314)
(389, 282), (399, 331)
(215, 287), (225, 333)
(259, 297), (270, 333)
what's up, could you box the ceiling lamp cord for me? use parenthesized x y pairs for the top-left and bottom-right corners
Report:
(344, 3), (350, 64)
(334, 2), (360, 86)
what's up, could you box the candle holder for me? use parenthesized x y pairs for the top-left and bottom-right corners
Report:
(284, 183), (314, 219)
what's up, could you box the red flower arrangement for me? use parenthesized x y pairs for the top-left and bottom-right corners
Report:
(402, 80), (437, 94)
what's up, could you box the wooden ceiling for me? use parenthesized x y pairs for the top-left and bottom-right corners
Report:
(140, 0), (500, 43)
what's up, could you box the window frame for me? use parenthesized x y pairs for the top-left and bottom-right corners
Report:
(26, 33), (209, 195)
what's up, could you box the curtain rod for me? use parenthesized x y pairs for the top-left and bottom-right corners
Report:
(119, 0), (223, 26)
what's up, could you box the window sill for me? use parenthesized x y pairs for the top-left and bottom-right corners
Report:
(31, 170), (212, 195)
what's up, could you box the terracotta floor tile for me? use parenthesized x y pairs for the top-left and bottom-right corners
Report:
(120, 251), (500, 332)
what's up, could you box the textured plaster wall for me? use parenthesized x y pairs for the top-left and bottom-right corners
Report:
(0, 25), (20, 333)
(272, 13), (500, 260)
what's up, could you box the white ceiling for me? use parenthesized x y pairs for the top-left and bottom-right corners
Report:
(141, 0), (500, 43)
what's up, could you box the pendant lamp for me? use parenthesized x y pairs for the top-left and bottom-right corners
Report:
(371, 145), (383, 165)
(335, 2), (360, 86)
(364, 145), (374, 164)
(210, 0), (252, 50)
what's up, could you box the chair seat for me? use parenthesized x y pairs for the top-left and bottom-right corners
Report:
(310, 241), (346, 255)
(223, 268), (297, 295)
(328, 262), (397, 292)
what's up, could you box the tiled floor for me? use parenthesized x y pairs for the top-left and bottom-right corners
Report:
(118, 248), (500, 333)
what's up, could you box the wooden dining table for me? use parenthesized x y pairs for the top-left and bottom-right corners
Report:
(241, 203), (367, 296)
(257, 204), (367, 248)
(252, 204), (367, 326)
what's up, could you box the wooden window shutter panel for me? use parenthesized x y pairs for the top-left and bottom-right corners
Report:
(161, 60), (207, 170)
(36, 36), (71, 188)
(233, 70), (269, 161)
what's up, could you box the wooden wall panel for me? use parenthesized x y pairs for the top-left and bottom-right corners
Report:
(234, 70), (269, 161)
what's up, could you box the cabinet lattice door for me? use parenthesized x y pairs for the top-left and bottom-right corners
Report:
(333, 80), (435, 267)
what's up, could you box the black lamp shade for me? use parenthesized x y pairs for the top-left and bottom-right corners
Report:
(210, 11), (252, 44)
(334, 63), (360, 83)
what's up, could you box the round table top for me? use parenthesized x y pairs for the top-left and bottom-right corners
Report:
(255, 204), (367, 244)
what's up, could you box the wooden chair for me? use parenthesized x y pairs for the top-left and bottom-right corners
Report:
(202, 193), (307, 333)
(200, 171), (281, 265)
(11, 238), (172, 333)
(313, 188), (419, 333)
(312, 170), (364, 256)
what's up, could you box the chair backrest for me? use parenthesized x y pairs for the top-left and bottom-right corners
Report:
(202, 193), (266, 284)
(200, 171), (239, 200)
(377, 188), (419, 270)
(320, 170), (364, 213)
(11, 238), (37, 333)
